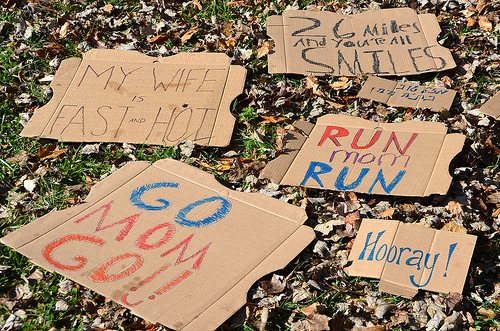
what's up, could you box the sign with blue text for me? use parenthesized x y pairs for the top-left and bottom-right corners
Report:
(346, 219), (476, 297)
(1, 159), (314, 331)
(260, 114), (465, 196)
(267, 8), (455, 76)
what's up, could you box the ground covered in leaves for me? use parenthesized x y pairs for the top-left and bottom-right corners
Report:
(0, 0), (499, 330)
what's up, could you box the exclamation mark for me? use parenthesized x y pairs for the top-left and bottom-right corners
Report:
(443, 243), (457, 277)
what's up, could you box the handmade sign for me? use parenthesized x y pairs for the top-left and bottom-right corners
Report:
(260, 114), (465, 196)
(20, 49), (246, 146)
(267, 8), (455, 76)
(357, 76), (456, 112)
(1, 159), (314, 331)
(479, 91), (500, 120)
(346, 219), (476, 297)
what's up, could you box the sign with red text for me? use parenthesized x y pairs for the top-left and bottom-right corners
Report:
(479, 91), (500, 120)
(346, 219), (476, 297)
(21, 49), (246, 146)
(267, 8), (455, 76)
(358, 76), (456, 112)
(1, 160), (314, 331)
(260, 114), (465, 196)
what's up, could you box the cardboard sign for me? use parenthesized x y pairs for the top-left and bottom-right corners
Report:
(260, 114), (465, 196)
(267, 8), (455, 76)
(479, 91), (500, 120)
(357, 76), (456, 112)
(1, 159), (314, 330)
(21, 49), (246, 146)
(346, 219), (476, 297)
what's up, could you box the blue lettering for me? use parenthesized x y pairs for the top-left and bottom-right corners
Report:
(335, 166), (369, 191)
(368, 169), (406, 194)
(358, 230), (385, 261)
(176, 196), (232, 228)
(376, 244), (388, 261)
(405, 249), (423, 270)
(410, 253), (440, 288)
(301, 161), (333, 187)
(130, 182), (179, 211)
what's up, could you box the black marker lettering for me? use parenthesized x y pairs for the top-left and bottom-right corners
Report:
(60, 106), (85, 136)
(91, 106), (110, 136)
(290, 16), (323, 37)
(118, 67), (142, 90)
(78, 65), (114, 89)
(423, 45), (447, 70)
(364, 50), (389, 74)
(337, 49), (361, 75)
(302, 47), (335, 74)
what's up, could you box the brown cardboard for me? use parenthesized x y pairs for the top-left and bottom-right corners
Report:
(267, 8), (455, 76)
(346, 219), (476, 297)
(357, 76), (456, 112)
(20, 49), (246, 146)
(260, 114), (465, 196)
(479, 91), (500, 120)
(1, 159), (314, 330)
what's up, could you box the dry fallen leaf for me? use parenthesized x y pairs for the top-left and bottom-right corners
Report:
(38, 144), (67, 160)
(59, 22), (71, 38)
(446, 201), (464, 218)
(442, 221), (468, 234)
(329, 77), (349, 89)
(260, 115), (287, 124)
(467, 17), (477, 27)
(276, 127), (287, 152)
(345, 210), (360, 225)
(478, 307), (497, 319)
(485, 137), (500, 154)
(196, 161), (230, 172)
(257, 42), (271, 59)
(147, 34), (169, 44)
(103, 3), (113, 13)
(181, 27), (198, 44)
(259, 274), (286, 295)
(305, 75), (323, 96)
(290, 313), (331, 331)
(192, 0), (202, 10)
(478, 16), (492, 31)
(378, 207), (395, 219)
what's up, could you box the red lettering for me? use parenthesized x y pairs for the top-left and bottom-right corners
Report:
(382, 132), (418, 155)
(90, 253), (143, 283)
(74, 201), (140, 241)
(42, 234), (105, 271)
(154, 270), (192, 295)
(121, 293), (143, 307)
(136, 222), (175, 250)
(160, 234), (210, 270)
(351, 129), (382, 149)
(318, 126), (349, 146)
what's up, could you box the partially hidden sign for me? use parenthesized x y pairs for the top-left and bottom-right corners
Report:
(1, 159), (314, 330)
(346, 219), (476, 297)
(21, 49), (246, 146)
(267, 8), (456, 76)
(479, 91), (500, 120)
(357, 76), (456, 112)
(260, 114), (465, 196)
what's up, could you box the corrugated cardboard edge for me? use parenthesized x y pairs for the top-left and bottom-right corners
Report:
(267, 15), (287, 74)
(260, 114), (465, 196)
(1, 159), (314, 331)
(209, 64), (247, 146)
(259, 120), (315, 183)
(479, 91), (500, 120)
(417, 13), (456, 71)
(20, 57), (82, 137)
(357, 76), (457, 112)
(424, 133), (465, 195)
(266, 9), (456, 75)
(20, 50), (246, 147)
(180, 226), (314, 331)
(0, 161), (151, 252)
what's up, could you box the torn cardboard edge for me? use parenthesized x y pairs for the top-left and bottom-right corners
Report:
(345, 219), (476, 297)
(267, 8), (456, 76)
(357, 76), (456, 112)
(478, 91), (500, 120)
(21, 49), (246, 147)
(260, 114), (465, 196)
(1, 159), (314, 331)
